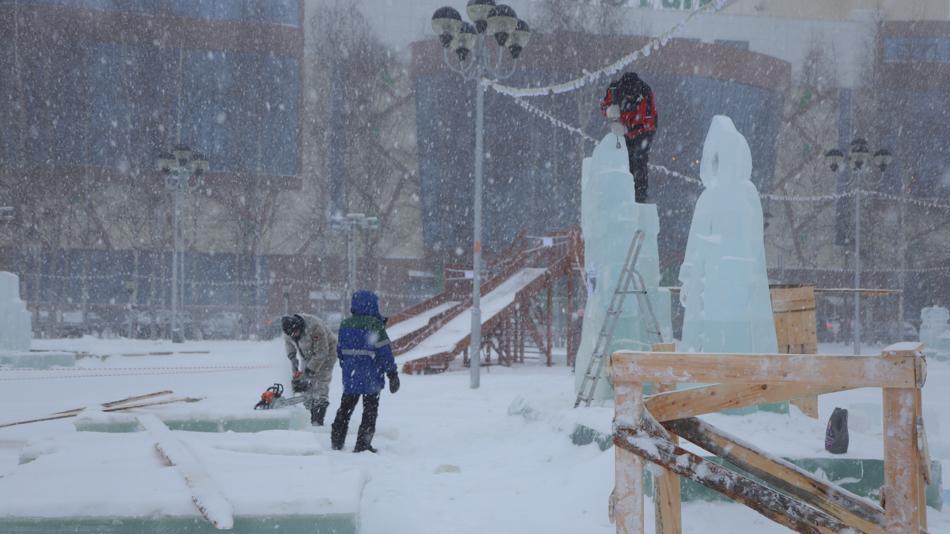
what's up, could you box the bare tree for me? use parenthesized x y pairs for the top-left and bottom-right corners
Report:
(303, 1), (421, 286)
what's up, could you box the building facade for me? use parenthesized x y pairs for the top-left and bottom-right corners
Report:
(0, 0), (308, 337)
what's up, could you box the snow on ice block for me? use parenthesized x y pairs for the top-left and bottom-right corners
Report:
(0, 350), (75, 368)
(73, 404), (310, 433)
(2, 431), (364, 533)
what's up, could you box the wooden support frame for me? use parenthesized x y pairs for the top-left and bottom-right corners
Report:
(645, 383), (853, 422)
(611, 351), (921, 388)
(610, 342), (928, 534)
(666, 417), (885, 534)
(651, 343), (681, 534)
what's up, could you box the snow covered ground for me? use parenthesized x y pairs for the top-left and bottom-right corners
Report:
(1, 337), (949, 533)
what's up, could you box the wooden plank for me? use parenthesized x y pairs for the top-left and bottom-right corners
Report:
(611, 352), (919, 388)
(813, 288), (900, 296)
(772, 288), (820, 417)
(645, 383), (852, 422)
(614, 382), (645, 534)
(0, 391), (183, 429)
(614, 425), (846, 534)
(651, 343), (680, 534)
(771, 287), (817, 314)
(138, 414), (234, 530)
(882, 387), (923, 533)
(666, 418), (885, 534)
(914, 388), (928, 530)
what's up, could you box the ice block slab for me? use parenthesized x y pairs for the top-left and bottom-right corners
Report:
(0, 350), (75, 368)
(2, 432), (363, 533)
(73, 406), (310, 433)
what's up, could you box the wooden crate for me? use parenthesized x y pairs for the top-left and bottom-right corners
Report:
(770, 286), (819, 417)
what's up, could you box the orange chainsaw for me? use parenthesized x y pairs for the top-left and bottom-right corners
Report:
(253, 383), (306, 410)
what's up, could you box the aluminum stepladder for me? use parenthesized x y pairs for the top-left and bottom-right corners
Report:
(574, 229), (663, 408)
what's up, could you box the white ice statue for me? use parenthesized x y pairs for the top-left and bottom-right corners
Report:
(678, 116), (777, 354)
(575, 133), (671, 402)
(0, 272), (31, 351)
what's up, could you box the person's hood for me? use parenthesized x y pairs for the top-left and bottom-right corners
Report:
(350, 290), (387, 323)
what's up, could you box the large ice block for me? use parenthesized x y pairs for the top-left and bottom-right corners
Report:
(678, 116), (778, 354)
(0, 272), (31, 351)
(1, 431), (363, 533)
(575, 133), (671, 402)
(920, 306), (950, 359)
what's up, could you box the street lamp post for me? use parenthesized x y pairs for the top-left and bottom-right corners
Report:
(330, 213), (380, 320)
(825, 139), (892, 355)
(432, 1), (531, 389)
(157, 146), (208, 343)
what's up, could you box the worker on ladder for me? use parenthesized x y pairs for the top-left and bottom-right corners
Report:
(601, 72), (658, 204)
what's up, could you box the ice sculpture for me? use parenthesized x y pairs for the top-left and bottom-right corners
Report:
(920, 306), (950, 358)
(575, 133), (671, 401)
(678, 116), (778, 354)
(0, 271), (31, 351)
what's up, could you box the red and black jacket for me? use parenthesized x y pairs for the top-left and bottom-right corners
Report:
(601, 76), (657, 139)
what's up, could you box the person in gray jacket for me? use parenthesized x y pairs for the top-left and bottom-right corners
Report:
(282, 313), (338, 426)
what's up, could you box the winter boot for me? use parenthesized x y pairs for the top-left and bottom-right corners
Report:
(825, 407), (849, 454)
(353, 442), (378, 454)
(311, 401), (329, 426)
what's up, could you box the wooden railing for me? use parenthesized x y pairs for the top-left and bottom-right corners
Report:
(609, 342), (929, 534)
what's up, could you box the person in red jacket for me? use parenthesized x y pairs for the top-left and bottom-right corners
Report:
(601, 72), (658, 203)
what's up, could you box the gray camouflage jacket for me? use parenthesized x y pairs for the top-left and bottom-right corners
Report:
(284, 313), (338, 374)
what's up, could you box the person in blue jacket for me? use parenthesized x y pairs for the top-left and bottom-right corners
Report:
(331, 290), (400, 453)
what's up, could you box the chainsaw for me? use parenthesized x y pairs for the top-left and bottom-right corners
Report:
(253, 383), (307, 410)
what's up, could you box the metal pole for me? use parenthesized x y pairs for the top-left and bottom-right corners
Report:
(180, 181), (186, 341)
(853, 186), (861, 355)
(898, 171), (907, 340)
(170, 179), (180, 343)
(349, 223), (357, 295)
(470, 76), (485, 389)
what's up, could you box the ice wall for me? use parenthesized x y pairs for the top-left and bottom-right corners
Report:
(0, 272), (31, 351)
(575, 133), (671, 401)
(678, 116), (777, 354)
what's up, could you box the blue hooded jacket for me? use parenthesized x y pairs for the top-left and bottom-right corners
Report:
(336, 290), (397, 395)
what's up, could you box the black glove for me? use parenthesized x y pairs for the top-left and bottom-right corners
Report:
(387, 372), (400, 394)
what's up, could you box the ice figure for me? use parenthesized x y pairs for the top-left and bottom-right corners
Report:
(0, 272), (31, 351)
(575, 133), (671, 401)
(678, 116), (777, 354)
(920, 306), (950, 357)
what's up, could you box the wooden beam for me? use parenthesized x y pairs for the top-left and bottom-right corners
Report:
(138, 415), (234, 530)
(882, 387), (924, 533)
(645, 383), (853, 422)
(914, 388), (929, 530)
(615, 425), (847, 534)
(615, 382), (645, 534)
(611, 352), (920, 388)
(651, 343), (680, 534)
(666, 418), (885, 534)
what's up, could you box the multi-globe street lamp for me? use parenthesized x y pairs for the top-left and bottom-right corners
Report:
(431, 1), (531, 389)
(156, 146), (208, 343)
(824, 139), (892, 355)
